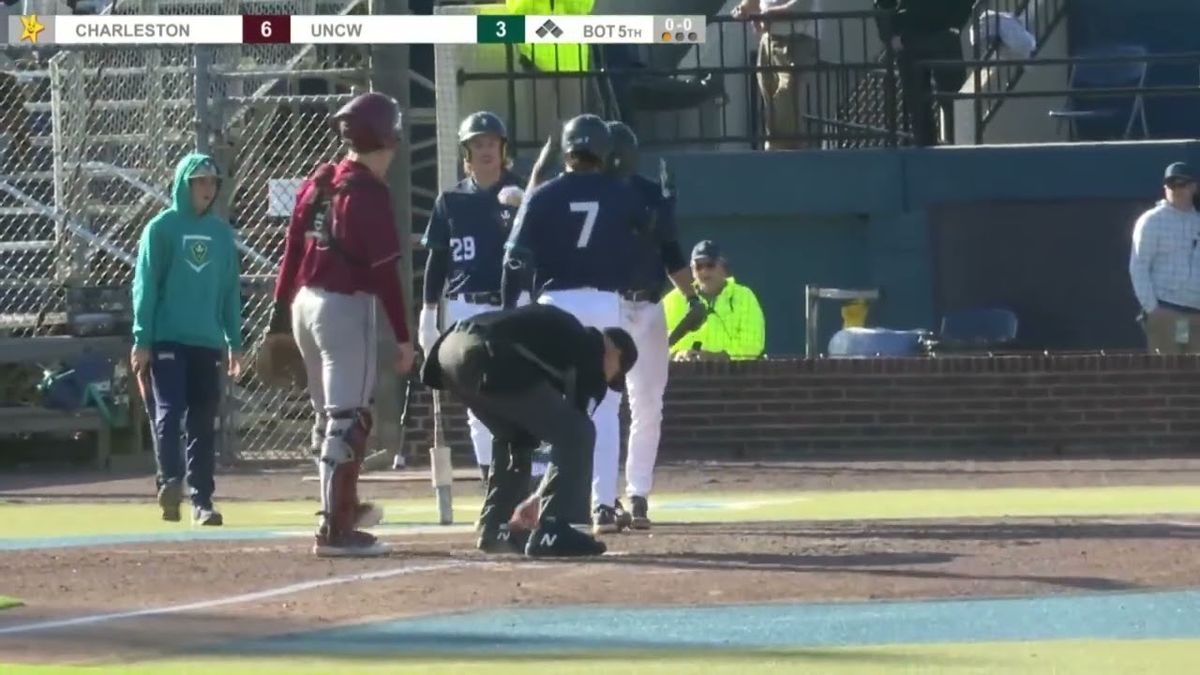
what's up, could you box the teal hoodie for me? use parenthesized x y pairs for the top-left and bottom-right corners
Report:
(131, 153), (243, 352)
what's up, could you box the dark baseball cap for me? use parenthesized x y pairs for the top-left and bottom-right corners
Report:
(691, 240), (722, 261)
(1164, 162), (1194, 184)
(602, 327), (638, 392)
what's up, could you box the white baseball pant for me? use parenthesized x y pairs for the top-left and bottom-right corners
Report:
(620, 298), (669, 499)
(537, 288), (622, 509)
(444, 293), (532, 469)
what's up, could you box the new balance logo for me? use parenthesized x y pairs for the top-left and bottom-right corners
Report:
(538, 533), (557, 547)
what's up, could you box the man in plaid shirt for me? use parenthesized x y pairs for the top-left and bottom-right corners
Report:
(1129, 162), (1200, 353)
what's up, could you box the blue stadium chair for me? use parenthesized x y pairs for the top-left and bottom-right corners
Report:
(927, 308), (1019, 353)
(827, 327), (929, 358)
(1048, 44), (1150, 141)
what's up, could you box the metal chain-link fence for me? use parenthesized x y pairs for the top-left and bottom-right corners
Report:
(0, 0), (372, 463)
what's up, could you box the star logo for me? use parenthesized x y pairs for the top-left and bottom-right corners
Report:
(19, 16), (45, 45)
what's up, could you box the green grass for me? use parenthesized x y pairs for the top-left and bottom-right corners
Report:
(3, 485), (1200, 540)
(2, 639), (1198, 674)
(0, 596), (22, 611)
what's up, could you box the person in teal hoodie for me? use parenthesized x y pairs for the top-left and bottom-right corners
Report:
(131, 153), (244, 527)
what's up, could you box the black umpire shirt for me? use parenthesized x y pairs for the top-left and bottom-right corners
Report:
(421, 304), (609, 413)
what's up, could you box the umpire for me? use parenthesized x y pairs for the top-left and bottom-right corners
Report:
(420, 303), (638, 558)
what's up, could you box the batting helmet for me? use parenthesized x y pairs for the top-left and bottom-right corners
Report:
(458, 111), (508, 144)
(332, 92), (402, 153)
(605, 121), (638, 177)
(561, 114), (611, 162)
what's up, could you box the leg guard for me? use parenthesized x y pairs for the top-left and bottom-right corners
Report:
(318, 408), (371, 538)
(310, 411), (327, 459)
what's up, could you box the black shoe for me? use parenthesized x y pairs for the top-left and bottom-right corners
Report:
(630, 496), (651, 530)
(525, 520), (607, 558)
(592, 505), (620, 535)
(613, 499), (633, 532)
(477, 523), (529, 554)
(157, 479), (182, 522)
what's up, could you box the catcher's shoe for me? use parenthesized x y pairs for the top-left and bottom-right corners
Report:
(592, 505), (620, 535)
(526, 520), (607, 558)
(157, 479), (183, 522)
(313, 529), (390, 558)
(355, 502), (384, 529)
(477, 523), (529, 554)
(614, 499), (634, 532)
(193, 505), (224, 527)
(630, 496), (651, 530)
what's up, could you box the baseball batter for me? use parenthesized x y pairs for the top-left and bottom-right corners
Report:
(501, 114), (652, 533)
(268, 92), (415, 558)
(419, 111), (526, 484)
(605, 121), (705, 530)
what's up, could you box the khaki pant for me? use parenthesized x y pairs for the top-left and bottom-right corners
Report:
(1144, 306), (1200, 354)
(757, 33), (820, 150)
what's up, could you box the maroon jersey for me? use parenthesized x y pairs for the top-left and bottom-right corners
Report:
(274, 159), (409, 342)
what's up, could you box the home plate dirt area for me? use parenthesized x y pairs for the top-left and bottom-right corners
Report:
(2, 459), (1200, 667)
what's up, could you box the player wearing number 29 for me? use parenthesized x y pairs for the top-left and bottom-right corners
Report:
(502, 113), (650, 533)
(419, 111), (526, 483)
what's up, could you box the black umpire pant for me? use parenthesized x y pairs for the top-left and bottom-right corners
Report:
(435, 330), (595, 529)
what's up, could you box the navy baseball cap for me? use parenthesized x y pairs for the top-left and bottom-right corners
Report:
(1164, 162), (1194, 184)
(691, 240), (722, 261)
(601, 327), (638, 392)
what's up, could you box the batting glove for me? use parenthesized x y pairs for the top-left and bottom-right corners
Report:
(418, 306), (441, 354)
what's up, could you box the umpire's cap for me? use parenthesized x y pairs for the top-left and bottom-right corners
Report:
(561, 114), (611, 162)
(332, 92), (402, 153)
(458, 111), (508, 144)
(601, 327), (638, 393)
(605, 121), (638, 177)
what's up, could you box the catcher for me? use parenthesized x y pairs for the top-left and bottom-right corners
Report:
(262, 92), (416, 558)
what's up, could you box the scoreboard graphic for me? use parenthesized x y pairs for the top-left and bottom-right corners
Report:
(7, 13), (706, 45)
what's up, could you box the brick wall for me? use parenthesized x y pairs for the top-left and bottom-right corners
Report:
(399, 354), (1200, 460)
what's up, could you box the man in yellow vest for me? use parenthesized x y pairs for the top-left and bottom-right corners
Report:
(663, 241), (766, 361)
(505, 0), (594, 72)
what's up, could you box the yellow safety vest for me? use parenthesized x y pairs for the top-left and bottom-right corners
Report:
(506, 0), (594, 72)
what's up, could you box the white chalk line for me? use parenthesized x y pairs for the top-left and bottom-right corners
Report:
(0, 559), (484, 636)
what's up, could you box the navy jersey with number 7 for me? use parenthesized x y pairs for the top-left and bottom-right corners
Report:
(505, 172), (646, 293)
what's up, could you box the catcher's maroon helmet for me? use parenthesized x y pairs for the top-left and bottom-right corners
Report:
(332, 92), (402, 153)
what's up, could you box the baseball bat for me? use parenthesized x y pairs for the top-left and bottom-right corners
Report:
(362, 373), (413, 472)
(429, 388), (454, 525)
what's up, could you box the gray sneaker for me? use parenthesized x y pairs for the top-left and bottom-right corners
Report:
(157, 480), (183, 522)
(193, 505), (224, 527)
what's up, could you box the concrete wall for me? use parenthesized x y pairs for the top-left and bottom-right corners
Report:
(627, 140), (1200, 355)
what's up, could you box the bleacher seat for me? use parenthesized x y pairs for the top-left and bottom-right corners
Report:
(925, 307), (1019, 353)
(1048, 44), (1150, 141)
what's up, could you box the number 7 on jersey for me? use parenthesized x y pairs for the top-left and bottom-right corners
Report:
(570, 201), (599, 249)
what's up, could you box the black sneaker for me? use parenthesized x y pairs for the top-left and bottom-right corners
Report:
(477, 523), (529, 554)
(157, 479), (182, 522)
(630, 496), (651, 530)
(613, 499), (633, 531)
(193, 505), (224, 527)
(525, 520), (607, 558)
(592, 505), (620, 535)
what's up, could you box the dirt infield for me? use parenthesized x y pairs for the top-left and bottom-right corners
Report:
(3, 459), (1200, 666)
